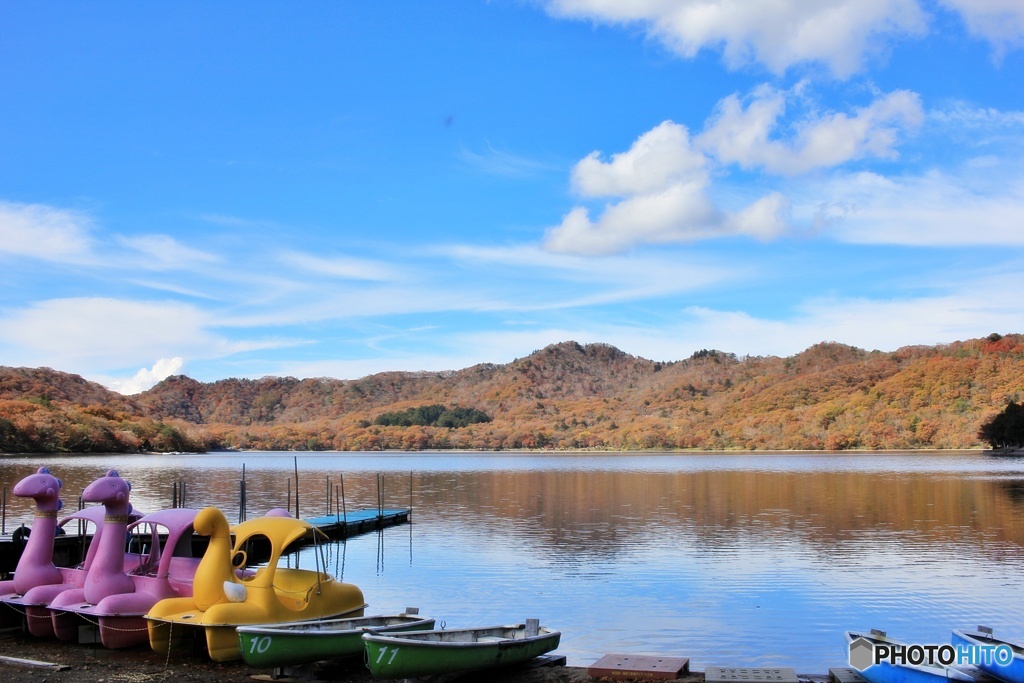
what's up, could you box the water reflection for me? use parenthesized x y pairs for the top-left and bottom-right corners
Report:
(2, 451), (1024, 672)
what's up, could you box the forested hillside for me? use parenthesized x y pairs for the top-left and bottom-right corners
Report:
(2, 334), (1023, 453)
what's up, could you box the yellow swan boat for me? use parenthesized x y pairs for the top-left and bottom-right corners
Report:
(145, 506), (365, 662)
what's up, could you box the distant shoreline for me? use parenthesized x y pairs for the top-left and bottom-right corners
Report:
(1, 447), (993, 458)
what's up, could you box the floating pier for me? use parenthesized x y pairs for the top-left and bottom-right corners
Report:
(304, 507), (411, 540)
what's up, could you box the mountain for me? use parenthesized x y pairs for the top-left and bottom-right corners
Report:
(2, 335), (1023, 453)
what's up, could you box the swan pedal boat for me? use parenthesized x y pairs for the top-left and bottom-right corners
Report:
(145, 506), (365, 662)
(0, 468), (145, 638)
(362, 621), (560, 679)
(952, 627), (1024, 683)
(237, 612), (435, 668)
(54, 507), (202, 648)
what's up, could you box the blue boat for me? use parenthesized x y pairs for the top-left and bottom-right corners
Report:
(845, 630), (976, 683)
(952, 627), (1024, 683)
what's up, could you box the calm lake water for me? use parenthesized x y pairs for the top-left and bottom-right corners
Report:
(3, 450), (1024, 672)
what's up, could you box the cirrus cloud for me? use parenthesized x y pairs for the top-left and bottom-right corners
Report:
(0, 201), (96, 264)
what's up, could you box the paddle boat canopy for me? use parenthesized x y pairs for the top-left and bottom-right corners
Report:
(57, 507), (202, 648)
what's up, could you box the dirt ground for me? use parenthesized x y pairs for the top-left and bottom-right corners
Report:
(0, 624), (703, 683)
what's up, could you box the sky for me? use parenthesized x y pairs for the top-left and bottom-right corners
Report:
(2, 1), (1024, 394)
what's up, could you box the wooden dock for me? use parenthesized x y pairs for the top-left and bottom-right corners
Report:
(0, 507), (410, 578)
(303, 507), (411, 540)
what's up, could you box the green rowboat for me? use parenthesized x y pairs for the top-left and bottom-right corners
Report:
(238, 613), (435, 668)
(362, 620), (560, 678)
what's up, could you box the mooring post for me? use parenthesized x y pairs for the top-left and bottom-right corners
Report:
(377, 473), (383, 524)
(340, 473), (347, 537)
(293, 456), (300, 520)
(239, 464), (247, 523)
(1, 484), (6, 535)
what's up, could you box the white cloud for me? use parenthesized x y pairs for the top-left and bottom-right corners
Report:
(929, 101), (1024, 131)
(543, 120), (791, 255)
(445, 243), (738, 305)
(0, 298), (220, 372)
(802, 167), (1024, 245)
(0, 201), (96, 263)
(543, 0), (928, 78)
(107, 357), (186, 395)
(118, 234), (221, 270)
(572, 121), (709, 196)
(279, 251), (403, 282)
(697, 85), (924, 174)
(458, 143), (557, 177)
(544, 185), (724, 255)
(727, 192), (792, 240)
(940, 0), (1024, 58)
(340, 264), (1024, 374)
(442, 268), (1024, 368)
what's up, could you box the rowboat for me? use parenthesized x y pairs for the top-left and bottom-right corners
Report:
(362, 620), (560, 678)
(952, 627), (1024, 683)
(237, 612), (435, 668)
(845, 630), (976, 683)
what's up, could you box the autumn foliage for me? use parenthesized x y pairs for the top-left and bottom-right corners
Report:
(2, 334), (1023, 453)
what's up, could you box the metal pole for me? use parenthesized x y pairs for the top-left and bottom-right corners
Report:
(340, 473), (347, 538)
(1, 485), (6, 535)
(326, 475), (331, 515)
(287, 478), (292, 516)
(239, 463), (247, 523)
(294, 456), (300, 520)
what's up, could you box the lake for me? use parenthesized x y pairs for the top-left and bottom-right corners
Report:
(3, 450), (1024, 672)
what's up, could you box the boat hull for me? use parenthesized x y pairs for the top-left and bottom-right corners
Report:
(845, 631), (975, 683)
(238, 614), (435, 668)
(147, 602), (367, 662)
(951, 629), (1024, 683)
(363, 624), (560, 678)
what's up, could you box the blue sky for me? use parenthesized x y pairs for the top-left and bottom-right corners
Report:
(2, 1), (1023, 394)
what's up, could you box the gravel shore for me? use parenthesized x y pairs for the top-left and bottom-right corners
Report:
(0, 625), (653, 683)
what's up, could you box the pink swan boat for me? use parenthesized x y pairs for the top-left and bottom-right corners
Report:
(55, 507), (202, 648)
(46, 469), (144, 640)
(0, 468), (140, 638)
(0, 468), (66, 597)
